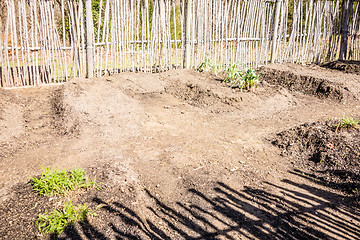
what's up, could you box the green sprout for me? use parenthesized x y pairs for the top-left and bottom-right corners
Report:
(338, 116), (359, 129)
(223, 66), (259, 91)
(239, 68), (260, 91)
(30, 167), (96, 196)
(223, 64), (242, 84)
(36, 201), (95, 235)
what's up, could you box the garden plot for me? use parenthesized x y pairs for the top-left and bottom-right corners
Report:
(322, 60), (360, 75)
(0, 63), (359, 239)
(273, 119), (360, 198)
(261, 63), (360, 102)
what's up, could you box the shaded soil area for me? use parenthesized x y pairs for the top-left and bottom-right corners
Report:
(260, 63), (360, 102)
(272, 120), (360, 200)
(0, 63), (360, 239)
(322, 60), (360, 75)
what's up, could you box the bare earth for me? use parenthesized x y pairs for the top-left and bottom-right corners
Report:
(0, 63), (359, 239)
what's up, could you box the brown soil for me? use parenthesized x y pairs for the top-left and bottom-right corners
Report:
(0, 64), (360, 240)
(322, 60), (360, 75)
(272, 120), (360, 198)
(260, 63), (360, 102)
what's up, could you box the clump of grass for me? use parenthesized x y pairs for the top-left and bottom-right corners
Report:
(30, 167), (96, 196)
(338, 116), (359, 129)
(36, 201), (95, 235)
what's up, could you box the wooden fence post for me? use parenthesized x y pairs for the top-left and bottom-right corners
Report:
(339, 0), (353, 60)
(270, 0), (282, 63)
(183, 0), (192, 69)
(85, 0), (94, 78)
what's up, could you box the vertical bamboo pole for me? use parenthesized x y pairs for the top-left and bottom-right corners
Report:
(183, 0), (192, 68)
(22, 0), (32, 85)
(85, 0), (94, 78)
(10, 1), (21, 85)
(61, 0), (68, 80)
(18, 1), (28, 85)
(33, 0), (40, 85)
(180, 0), (184, 60)
(0, 2), (4, 87)
(339, 0), (353, 60)
(79, 0), (86, 77)
(190, 0), (195, 68)
(173, 0), (178, 66)
(270, 0), (282, 63)
(4, 1), (11, 86)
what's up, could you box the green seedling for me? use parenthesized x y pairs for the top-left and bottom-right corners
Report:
(336, 116), (359, 130)
(223, 66), (259, 91)
(30, 167), (96, 196)
(197, 60), (260, 92)
(196, 58), (214, 73)
(36, 201), (95, 235)
(240, 68), (260, 91)
(223, 64), (242, 84)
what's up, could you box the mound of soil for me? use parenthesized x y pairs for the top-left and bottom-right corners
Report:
(272, 120), (360, 199)
(260, 63), (360, 102)
(164, 71), (241, 108)
(322, 60), (360, 75)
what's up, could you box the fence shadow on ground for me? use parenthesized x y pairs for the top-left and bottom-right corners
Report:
(55, 170), (360, 240)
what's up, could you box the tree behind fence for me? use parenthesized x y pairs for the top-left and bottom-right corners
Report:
(0, 0), (359, 88)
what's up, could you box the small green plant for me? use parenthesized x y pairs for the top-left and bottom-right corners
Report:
(338, 116), (359, 129)
(223, 66), (259, 91)
(223, 64), (243, 83)
(197, 60), (260, 91)
(196, 58), (214, 73)
(36, 201), (95, 235)
(240, 68), (260, 91)
(30, 167), (96, 196)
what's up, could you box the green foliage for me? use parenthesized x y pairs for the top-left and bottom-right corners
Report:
(224, 66), (260, 91)
(36, 201), (95, 235)
(197, 59), (260, 91)
(338, 116), (359, 129)
(90, 0), (105, 41)
(56, 0), (105, 43)
(56, 1), (183, 46)
(170, 4), (182, 44)
(223, 64), (243, 84)
(237, 68), (260, 91)
(196, 58), (214, 73)
(30, 167), (96, 196)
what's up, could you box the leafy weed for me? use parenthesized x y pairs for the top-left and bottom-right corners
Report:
(30, 167), (96, 196)
(223, 64), (243, 84)
(36, 201), (95, 235)
(224, 66), (259, 91)
(239, 68), (260, 91)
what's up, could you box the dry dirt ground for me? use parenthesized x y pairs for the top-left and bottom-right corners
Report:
(0, 62), (360, 240)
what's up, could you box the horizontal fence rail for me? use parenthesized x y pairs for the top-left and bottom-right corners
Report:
(0, 0), (359, 88)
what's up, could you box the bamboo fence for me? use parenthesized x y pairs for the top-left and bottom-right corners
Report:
(0, 0), (359, 88)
